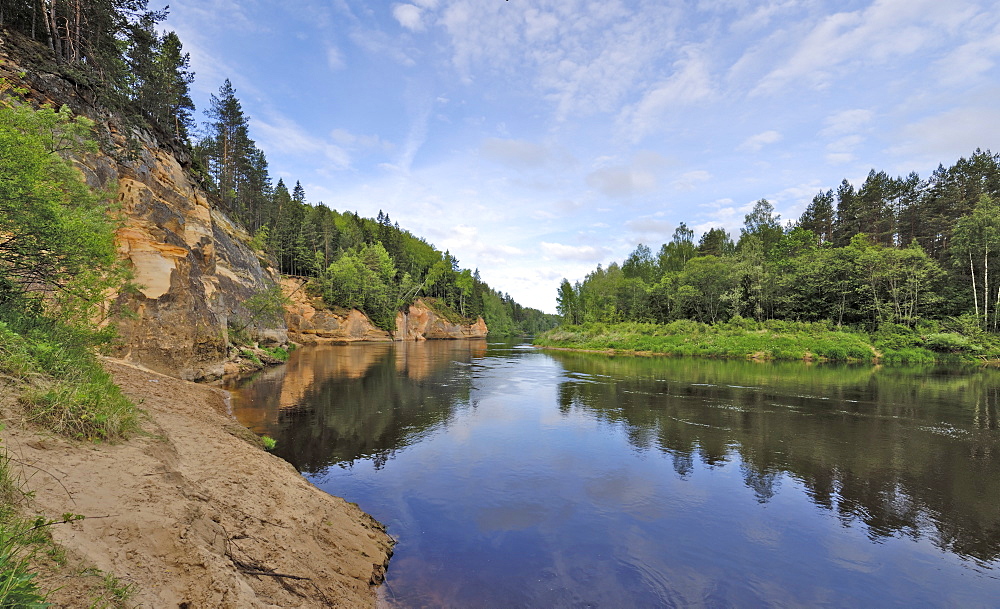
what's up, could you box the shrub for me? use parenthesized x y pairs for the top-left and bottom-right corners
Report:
(923, 332), (975, 353)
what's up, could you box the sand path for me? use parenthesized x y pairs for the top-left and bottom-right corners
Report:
(2, 358), (392, 608)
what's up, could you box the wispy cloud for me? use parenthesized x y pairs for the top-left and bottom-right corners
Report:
(480, 138), (551, 170)
(892, 105), (1000, 162)
(617, 46), (714, 141)
(326, 45), (346, 70)
(751, 0), (973, 95)
(672, 170), (712, 191)
(393, 3), (426, 31)
(821, 109), (874, 137)
(253, 111), (352, 169)
(739, 130), (782, 152)
(540, 242), (612, 262)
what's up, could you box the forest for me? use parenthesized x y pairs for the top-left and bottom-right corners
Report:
(557, 152), (1000, 338)
(0, 0), (557, 336)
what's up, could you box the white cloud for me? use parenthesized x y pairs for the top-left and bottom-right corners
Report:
(393, 3), (425, 31)
(672, 170), (712, 191)
(932, 21), (1000, 86)
(739, 130), (782, 152)
(821, 109), (874, 137)
(253, 112), (351, 169)
(618, 47), (714, 141)
(326, 45), (346, 70)
(625, 218), (675, 237)
(586, 166), (656, 198)
(826, 152), (856, 165)
(437, 0), (684, 121)
(827, 135), (864, 153)
(540, 242), (611, 262)
(329, 128), (392, 152)
(751, 0), (969, 95)
(892, 105), (1000, 162)
(480, 138), (550, 169)
(435, 224), (524, 264)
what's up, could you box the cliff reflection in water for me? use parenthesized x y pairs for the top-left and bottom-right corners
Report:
(229, 340), (486, 472)
(549, 351), (1000, 564)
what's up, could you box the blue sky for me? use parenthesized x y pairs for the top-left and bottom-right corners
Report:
(164, 0), (1000, 313)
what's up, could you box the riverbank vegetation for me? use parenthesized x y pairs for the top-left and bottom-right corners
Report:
(536, 319), (1000, 363)
(0, 88), (137, 441)
(0, 77), (140, 607)
(545, 152), (1000, 361)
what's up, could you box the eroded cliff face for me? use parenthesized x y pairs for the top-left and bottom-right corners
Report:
(106, 143), (287, 380)
(395, 300), (489, 340)
(0, 44), (286, 381)
(283, 277), (488, 343)
(2, 37), (482, 380)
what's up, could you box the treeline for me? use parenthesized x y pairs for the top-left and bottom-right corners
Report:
(190, 79), (556, 334)
(0, 0), (195, 143)
(558, 150), (1000, 333)
(0, 6), (554, 335)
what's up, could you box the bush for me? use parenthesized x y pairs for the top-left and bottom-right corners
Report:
(923, 332), (975, 353)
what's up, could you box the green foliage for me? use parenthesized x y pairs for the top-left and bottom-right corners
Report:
(228, 284), (289, 345)
(923, 333), (976, 353)
(557, 149), (1000, 348)
(239, 349), (263, 367)
(0, 442), (49, 609)
(260, 435), (277, 451)
(0, 522), (49, 608)
(0, 315), (136, 442)
(538, 321), (880, 363)
(261, 346), (289, 362)
(0, 99), (136, 442)
(0, 100), (129, 325)
(319, 242), (397, 331)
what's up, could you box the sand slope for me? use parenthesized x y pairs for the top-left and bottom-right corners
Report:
(3, 358), (392, 608)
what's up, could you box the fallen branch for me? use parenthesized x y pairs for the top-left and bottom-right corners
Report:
(239, 569), (311, 581)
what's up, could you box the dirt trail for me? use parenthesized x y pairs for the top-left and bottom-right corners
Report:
(2, 358), (393, 608)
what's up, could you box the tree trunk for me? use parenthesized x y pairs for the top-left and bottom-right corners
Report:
(971, 251), (980, 325)
(49, 0), (63, 59)
(984, 245), (990, 330)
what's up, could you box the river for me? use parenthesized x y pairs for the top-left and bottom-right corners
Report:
(227, 339), (1000, 608)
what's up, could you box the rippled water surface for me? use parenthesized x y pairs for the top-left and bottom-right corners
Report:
(228, 340), (1000, 608)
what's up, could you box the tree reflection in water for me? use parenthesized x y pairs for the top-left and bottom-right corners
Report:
(550, 351), (1000, 564)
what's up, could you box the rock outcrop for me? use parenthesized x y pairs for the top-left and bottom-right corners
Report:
(0, 42), (285, 381)
(103, 136), (286, 381)
(395, 300), (489, 340)
(1, 34), (484, 380)
(283, 277), (488, 343)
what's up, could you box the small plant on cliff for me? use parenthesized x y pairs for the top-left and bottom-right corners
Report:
(260, 435), (277, 451)
(228, 284), (289, 346)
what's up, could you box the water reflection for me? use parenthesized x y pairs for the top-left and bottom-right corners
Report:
(549, 351), (1000, 564)
(228, 341), (1000, 607)
(229, 340), (486, 471)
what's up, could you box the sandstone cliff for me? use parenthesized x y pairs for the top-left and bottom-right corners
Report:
(283, 277), (488, 343)
(0, 41), (285, 381)
(2, 35), (485, 382)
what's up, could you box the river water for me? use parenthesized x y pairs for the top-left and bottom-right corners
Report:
(227, 339), (1000, 608)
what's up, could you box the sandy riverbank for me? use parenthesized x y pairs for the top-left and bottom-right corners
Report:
(2, 358), (393, 608)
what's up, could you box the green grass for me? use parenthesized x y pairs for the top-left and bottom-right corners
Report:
(0, 316), (137, 442)
(0, 444), (50, 608)
(534, 319), (999, 364)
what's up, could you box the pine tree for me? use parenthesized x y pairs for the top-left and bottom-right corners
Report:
(799, 190), (834, 245)
(204, 79), (253, 217)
